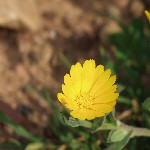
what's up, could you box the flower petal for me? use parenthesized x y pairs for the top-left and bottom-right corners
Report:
(93, 75), (116, 97)
(92, 103), (114, 113)
(93, 65), (104, 82)
(81, 60), (96, 92)
(107, 101), (116, 106)
(57, 93), (67, 104)
(70, 110), (86, 120)
(71, 108), (103, 120)
(57, 93), (79, 110)
(90, 69), (111, 95)
(96, 85), (117, 98)
(93, 93), (119, 103)
(70, 62), (82, 93)
(62, 84), (76, 99)
(81, 108), (105, 120)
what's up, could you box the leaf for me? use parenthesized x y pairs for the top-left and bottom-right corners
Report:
(93, 109), (118, 132)
(107, 128), (129, 143)
(0, 141), (24, 149)
(25, 143), (45, 150)
(0, 113), (41, 142)
(63, 116), (92, 128)
(25, 143), (57, 150)
(92, 117), (105, 132)
(117, 96), (132, 105)
(116, 49), (127, 61)
(142, 97), (150, 128)
(142, 97), (150, 112)
(105, 130), (133, 150)
(60, 54), (72, 69)
(96, 123), (117, 132)
(116, 84), (125, 93)
(105, 109), (117, 126)
(39, 90), (76, 143)
(105, 60), (116, 75)
(49, 117), (68, 143)
(40, 88), (64, 125)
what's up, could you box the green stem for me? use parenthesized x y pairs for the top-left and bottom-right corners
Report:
(94, 120), (150, 138)
(119, 121), (150, 137)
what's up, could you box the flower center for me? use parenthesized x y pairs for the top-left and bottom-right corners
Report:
(75, 92), (94, 110)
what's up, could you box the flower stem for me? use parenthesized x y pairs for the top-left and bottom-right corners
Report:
(119, 121), (150, 137)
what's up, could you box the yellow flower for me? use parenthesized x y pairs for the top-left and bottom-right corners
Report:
(57, 60), (119, 120)
(145, 10), (150, 23)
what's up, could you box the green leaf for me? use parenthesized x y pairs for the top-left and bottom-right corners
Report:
(25, 143), (45, 150)
(95, 123), (117, 132)
(40, 89), (75, 143)
(60, 54), (72, 69)
(142, 97), (150, 112)
(99, 47), (109, 59)
(63, 116), (92, 128)
(0, 113), (41, 142)
(116, 49), (127, 61)
(106, 130), (133, 150)
(94, 109), (118, 132)
(117, 96), (132, 105)
(107, 128), (129, 143)
(92, 117), (105, 132)
(105, 60), (116, 75)
(116, 84), (125, 93)
(105, 109), (117, 126)
(142, 97), (150, 128)
(49, 117), (68, 143)
(25, 143), (57, 150)
(40, 88), (64, 125)
(0, 141), (24, 149)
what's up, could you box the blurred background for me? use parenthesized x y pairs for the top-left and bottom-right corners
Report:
(0, 0), (149, 149)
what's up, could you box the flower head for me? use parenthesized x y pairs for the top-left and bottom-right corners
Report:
(145, 10), (150, 23)
(57, 60), (119, 120)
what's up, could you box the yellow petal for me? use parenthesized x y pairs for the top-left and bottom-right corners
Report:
(95, 112), (105, 117)
(92, 103), (114, 113)
(93, 65), (104, 81)
(62, 84), (76, 99)
(70, 62), (82, 93)
(93, 93), (119, 103)
(81, 108), (105, 120)
(57, 93), (79, 110)
(93, 76), (117, 97)
(64, 74), (77, 95)
(70, 110), (86, 120)
(85, 112), (96, 120)
(85, 109), (105, 120)
(71, 109), (99, 120)
(107, 101), (116, 106)
(57, 93), (67, 104)
(81, 108), (96, 120)
(90, 69), (111, 95)
(81, 60), (96, 92)
(96, 85), (117, 98)
(64, 74), (71, 85)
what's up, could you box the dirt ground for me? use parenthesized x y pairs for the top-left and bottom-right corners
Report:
(0, 0), (145, 139)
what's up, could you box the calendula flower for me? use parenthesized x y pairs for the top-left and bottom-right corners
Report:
(145, 10), (150, 23)
(57, 60), (119, 120)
